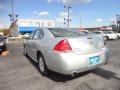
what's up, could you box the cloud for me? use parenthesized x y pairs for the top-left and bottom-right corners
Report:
(55, 12), (67, 23)
(55, 11), (72, 24)
(32, 11), (49, 16)
(47, 0), (52, 3)
(60, 11), (72, 17)
(46, 0), (92, 5)
(96, 18), (103, 22)
(58, 0), (91, 5)
(38, 11), (49, 16)
(33, 11), (38, 14)
(55, 17), (64, 23)
(60, 12), (68, 17)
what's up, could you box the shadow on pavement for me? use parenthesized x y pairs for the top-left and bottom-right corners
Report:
(92, 67), (120, 80)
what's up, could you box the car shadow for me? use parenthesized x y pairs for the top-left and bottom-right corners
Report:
(24, 54), (120, 82)
(91, 67), (120, 80)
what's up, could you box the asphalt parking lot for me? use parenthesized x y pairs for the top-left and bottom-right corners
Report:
(0, 40), (120, 90)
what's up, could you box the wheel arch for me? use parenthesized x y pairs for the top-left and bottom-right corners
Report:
(117, 35), (119, 39)
(104, 36), (109, 40)
(36, 50), (45, 64)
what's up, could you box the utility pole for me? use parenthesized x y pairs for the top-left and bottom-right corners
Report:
(11, 0), (14, 21)
(8, 0), (19, 37)
(116, 15), (120, 32)
(64, 5), (72, 28)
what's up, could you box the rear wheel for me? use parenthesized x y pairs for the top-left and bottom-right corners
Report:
(38, 54), (48, 76)
(104, 36), (109, 41)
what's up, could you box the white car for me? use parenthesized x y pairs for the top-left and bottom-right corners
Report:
(112, 31), (120, 39)
(93, 31), (117, 40)
(21, 33), (30, 38)
(81, 31), (104, 40)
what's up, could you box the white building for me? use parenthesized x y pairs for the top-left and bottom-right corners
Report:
(18, 19), (55, 27)
(17, 19), (55, 33)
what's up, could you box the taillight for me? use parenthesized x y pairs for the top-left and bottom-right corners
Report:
(53, 39), (72, 52)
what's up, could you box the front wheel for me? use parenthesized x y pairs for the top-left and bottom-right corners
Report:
(38, 54), (48, 76)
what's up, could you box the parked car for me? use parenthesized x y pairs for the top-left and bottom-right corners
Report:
(112, 31), (120, 39)
(80, 30), (104, 40)
(0, 34), (7, 52)
(23, 28), (109, 76)
(93, 31), (117, 40)
(21, 33), (30, 38)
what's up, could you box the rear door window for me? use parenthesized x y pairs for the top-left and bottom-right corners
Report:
(29, 31), (36, 39)
(33, 29), (44, 39)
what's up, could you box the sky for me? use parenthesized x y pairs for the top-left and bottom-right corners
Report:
(0, 0), (120, 28)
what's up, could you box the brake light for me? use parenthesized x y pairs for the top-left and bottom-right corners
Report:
(53, 39), (72, 52)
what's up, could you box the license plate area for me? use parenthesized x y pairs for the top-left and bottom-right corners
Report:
(89, 56), (100, 65)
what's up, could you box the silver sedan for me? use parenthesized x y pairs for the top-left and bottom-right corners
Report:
(23, 28), (109, 76)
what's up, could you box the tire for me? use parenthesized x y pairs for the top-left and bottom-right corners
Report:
(38, 54), (48, 76)
(117, 35), (119, 39)
(104, 36), (109, 41)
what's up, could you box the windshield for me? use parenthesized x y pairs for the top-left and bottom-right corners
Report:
(48, 28), (85, 37)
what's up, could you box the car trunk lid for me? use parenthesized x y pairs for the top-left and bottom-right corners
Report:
(67, 36), (101, 54)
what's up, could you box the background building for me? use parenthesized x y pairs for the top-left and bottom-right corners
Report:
(18, 19), (55, 33)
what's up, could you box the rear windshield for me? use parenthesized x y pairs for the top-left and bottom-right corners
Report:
(48, 28), (84, 37)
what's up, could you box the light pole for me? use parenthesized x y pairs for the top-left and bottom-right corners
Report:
(64, 5), (72, 28)
(116, 14), (120, 32)
(11, 0), (14, 21)
(9, 0), (16, 21)
(8, 0), (19, 37)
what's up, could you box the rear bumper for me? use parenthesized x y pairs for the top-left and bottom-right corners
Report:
(46, 47), (109, 75)
(102, 47), (109, 64)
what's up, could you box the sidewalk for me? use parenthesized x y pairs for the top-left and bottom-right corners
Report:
(7, 37), (24, 43)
